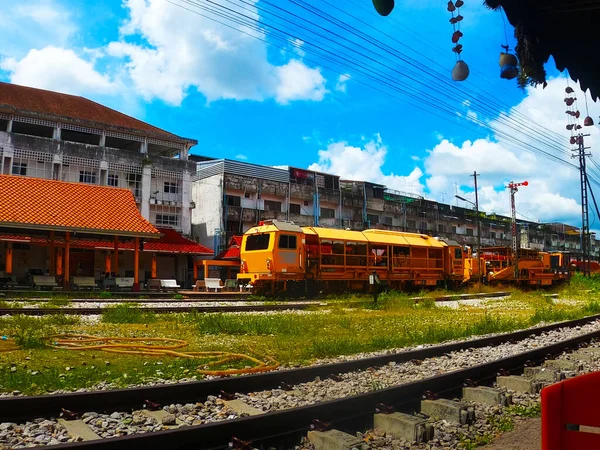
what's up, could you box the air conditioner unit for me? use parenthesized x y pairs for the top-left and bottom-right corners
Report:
(156, 200), (163, 205)
(149, 198), (156, 205)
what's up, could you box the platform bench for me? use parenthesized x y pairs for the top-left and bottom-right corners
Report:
(160, 279), (180, 291)
(147, 279), (161, 291)
(32, 275), (58, 290)
(72, 276), (98, 290)
(147, 279), (180, 291)
(115, 277), (135, 291)
(205, 278), (224, 292)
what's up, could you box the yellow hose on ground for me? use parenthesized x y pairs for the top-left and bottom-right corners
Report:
(46, 334), (279, 376)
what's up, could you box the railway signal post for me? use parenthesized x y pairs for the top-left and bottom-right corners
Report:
(506, 180), (528, 280)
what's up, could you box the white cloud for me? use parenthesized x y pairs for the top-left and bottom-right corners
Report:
(308, 135), (424, 194)
(275, 60), (327, 105)
(422, 77), (600, 224)
(0, 46), (116, 96)
(235, 154), (248, 161)
(271, 165), (289, 170)
(0, 0), (76, 58)
(108, 0), (327, 106)
(335, 74), (351, 93)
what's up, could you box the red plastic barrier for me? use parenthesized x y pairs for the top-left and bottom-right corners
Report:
(541, 371), (600, 449)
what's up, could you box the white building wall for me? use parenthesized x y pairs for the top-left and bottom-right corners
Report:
(191, 173), (224, 250)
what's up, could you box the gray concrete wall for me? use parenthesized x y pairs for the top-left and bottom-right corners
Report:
(191, 173), (223, 250)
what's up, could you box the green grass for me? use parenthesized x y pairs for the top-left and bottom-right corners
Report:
(2, 279), (600, 395)
(101, 304), (156, 324)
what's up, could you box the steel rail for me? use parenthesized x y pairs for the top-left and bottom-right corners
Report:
(0, 304), (319, 316)
(1, 291), (513, 304)
(36, 325), (600, 450)
(2, 314), (599, 423)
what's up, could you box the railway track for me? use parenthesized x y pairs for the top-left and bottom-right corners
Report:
(1, 290), (514, 305)
(1, 314), (600, 449)
(0, 303), (322, 316)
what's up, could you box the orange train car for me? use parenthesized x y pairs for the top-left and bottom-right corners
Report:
(474, 247), (570, 287)
(237, 220), (469, 295)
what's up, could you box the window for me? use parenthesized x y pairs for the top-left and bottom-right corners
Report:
(384, 216), (393, 226)
(79, 170), (97, 184)
(245, 233), (270, 251)
(321, 207), (335, 219)
(11, 162), (27, 176)
(372, 187), (384, 199)
(264, 200), (282, 212)
(107, 174), (119, 187)
(289, 203), (301, 214)
(321, 240), (344, 265)
(466, 228), (474, 236)
(127, 173), (142, 198)
(278, 234), (297, 249)
(155, 214), (179, 227)
(455, 248), (463, 259)
(406, 220), (417, 229)
(367, 214), (379, 225)
(346, 241), (367, 266)
(452, 226), (457, 234)
(438, 224), (445, 233)
(244, 192), (251, 198)
(164, 181), (179, 194)
(303, 200), (309, 206)
(226, 195), (241, 207)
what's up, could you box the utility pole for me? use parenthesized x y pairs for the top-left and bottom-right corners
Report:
(471, 172), (482, 284)
(572, 133), (592, 276)
(507, 181), (528, 280)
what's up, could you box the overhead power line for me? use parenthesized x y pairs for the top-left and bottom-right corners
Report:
(167, 0), (598, 187)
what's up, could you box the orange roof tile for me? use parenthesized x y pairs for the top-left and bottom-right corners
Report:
(0, 82), (195, 144)
(0, 175), (159, 237)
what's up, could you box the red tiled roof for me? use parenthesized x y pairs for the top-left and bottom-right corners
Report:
(0, 229), (213, 255)
(0, 82), (194, 143)
(0, 175), (159, 237)
(146, 228), (213, 254)
(215, 235), (242, 260)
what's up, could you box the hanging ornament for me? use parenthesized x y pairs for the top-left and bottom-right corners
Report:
(498, 9), (518, 80)
(372, 0), (394, 16)
(565, 87), (575, 94)
(448, 0), (468, 81)
(499, 45), (518, 80)
(452, 60), (470, 81)
(583, 90), (595, 126)
(570, 136), (576, 145)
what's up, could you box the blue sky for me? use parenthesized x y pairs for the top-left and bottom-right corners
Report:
(2, 0), (600, 227)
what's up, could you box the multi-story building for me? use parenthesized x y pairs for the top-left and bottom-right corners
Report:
(191, 158), (342, 252)
(0, 82), (197, 233)
(0, 82), (211, 286)
(191, 155), (599, 260)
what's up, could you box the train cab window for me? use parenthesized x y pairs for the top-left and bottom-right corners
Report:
(245, 234), (271, 251)
(454, 248), (463, 259)
(278, 234), (297, 249)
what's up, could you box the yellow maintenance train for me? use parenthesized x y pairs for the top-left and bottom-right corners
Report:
(237, 220), (570, 295)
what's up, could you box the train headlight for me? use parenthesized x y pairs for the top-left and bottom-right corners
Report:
(266, 258), (272, 271)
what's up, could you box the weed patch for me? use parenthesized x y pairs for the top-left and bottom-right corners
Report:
(101, 304), (156, 324)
